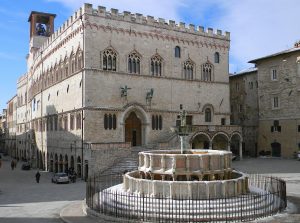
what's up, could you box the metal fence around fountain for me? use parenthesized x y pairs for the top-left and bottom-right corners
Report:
(86, 173), (287, 222)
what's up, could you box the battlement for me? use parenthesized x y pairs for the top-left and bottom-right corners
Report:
(83, 3), (230, 39)
(32, 3), (230, 67)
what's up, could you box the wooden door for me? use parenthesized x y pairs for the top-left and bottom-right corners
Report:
(125, 112), (142, 146)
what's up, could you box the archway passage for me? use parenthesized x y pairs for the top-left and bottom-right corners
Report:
(271, 142), (281, 157)
(191, 133), (210, 149)
(125, 112), (142, 146)
(212, 134), (229, 150)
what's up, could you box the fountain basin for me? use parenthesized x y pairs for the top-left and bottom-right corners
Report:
(123, 170), (248, 199)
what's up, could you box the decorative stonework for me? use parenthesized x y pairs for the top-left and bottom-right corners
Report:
(123, 150), (249, 199)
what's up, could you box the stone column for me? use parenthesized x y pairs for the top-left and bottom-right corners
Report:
(239, 141), (243, 160)
(209, 141), (212, 150)
(227, 141), (231, 151)
(161, 155), (165, 171)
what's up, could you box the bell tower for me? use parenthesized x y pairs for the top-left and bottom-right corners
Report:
(28, 11), (56, 52)
(29, 11), (56, 38)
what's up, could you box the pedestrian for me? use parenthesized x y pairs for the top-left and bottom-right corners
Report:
(35, 171), (41, 183)
(11, 160), (15, 170)
(0, 159), (2, 168)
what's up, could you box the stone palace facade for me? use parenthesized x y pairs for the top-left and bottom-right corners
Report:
(6, 3), (242, 178)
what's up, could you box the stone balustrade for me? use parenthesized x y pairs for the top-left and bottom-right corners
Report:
(123, 170), (249, 199)
(138, 150), (232, 180)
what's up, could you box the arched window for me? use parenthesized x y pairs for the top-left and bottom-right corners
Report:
(102, 48), (117, 71)
(152, 114), (163, 130)
(104, 114), (108, 130)
(152, 115), (155, 130)
(159, 115), (162, 130)
(113, 114), (117, 130)
(70, 54), (75, 74)
(76, 113), (81, 129)
(151, 54), (162, 76)
(202, 62), (213, 81)
(104, 114), (117, 130)
(64, 58), (69, 77)
(183, 60), (194, 80)
(70, 114), (74, 130)
(175, 46), (181, 58)
(205, 108), (212, 122)
(63, 116), (68, 130)
(77, 50), (83, 70)
(214, 52), (220, 63)
(128, 52), (141, 74)
(108, 114), (113, 130)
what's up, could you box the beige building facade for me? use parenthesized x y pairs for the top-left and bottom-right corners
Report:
(229, 68), (258, 157)
(10, 3), (242, 177)
(250, 43), (300, 158)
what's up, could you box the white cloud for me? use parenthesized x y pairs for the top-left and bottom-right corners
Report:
(207, 0), (300, 72)
(47, 0), (185, 21)
(47, 0), (300, 73)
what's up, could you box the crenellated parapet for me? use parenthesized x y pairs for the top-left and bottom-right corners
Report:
(82, 3), (230, 40)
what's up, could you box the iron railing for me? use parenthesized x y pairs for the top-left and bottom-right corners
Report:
(86, 173), (286, 222)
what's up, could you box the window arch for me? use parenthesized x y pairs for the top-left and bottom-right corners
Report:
(202, 62), (213, 81)
(214, 52), (220, 63)
(205, 108), (212, 122)
(70, 53), (75, 74)
(152, 115), (163, 130)
(76, 49), (83, 70)
(76, 113), (81, 129)
(104, 114), (108, 130)
(175, 46), (181, 58)
(183, 59), (194, 80)
(63, 56), (69, 77)
(128, 51), (141, 74)
(104, 113), (117, 130)
(151, 54), (163, 76)
(102, 48), (117, 71)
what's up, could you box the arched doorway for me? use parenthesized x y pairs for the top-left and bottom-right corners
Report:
(125, 112), (142, 146)
(230, 133), (243, 159)
(64, 155), (69, 173)
(271, 142), (281, 157)
(212, 133), (229, 150)
(50, 154), (54, 172)
(54, 154), (58, 173)
(59, 154), (63, 172)
(191, 132), (211, 149)
(70, 156), (74, 169)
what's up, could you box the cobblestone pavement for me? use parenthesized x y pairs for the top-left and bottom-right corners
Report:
(1, 154), (300, 223)
(0, 155), (85, 223)
(232, 157), (300, 222)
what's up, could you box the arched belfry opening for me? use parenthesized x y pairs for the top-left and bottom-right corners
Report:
(125, 112), (142, 146)
(28, 11), (56, 38)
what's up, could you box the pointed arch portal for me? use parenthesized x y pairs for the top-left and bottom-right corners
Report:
(125, 112), (142, 146)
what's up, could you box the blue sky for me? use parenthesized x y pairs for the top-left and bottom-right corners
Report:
(1, 0), (300, 109)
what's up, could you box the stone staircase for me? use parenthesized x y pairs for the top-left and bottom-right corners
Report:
(100, 146), (154, 175)
(99, 131), (180, 176)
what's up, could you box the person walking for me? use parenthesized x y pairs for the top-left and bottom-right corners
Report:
(0, 159), (2, 168)
(11, 160), (15, 170)
(35, 171), (41, 183)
